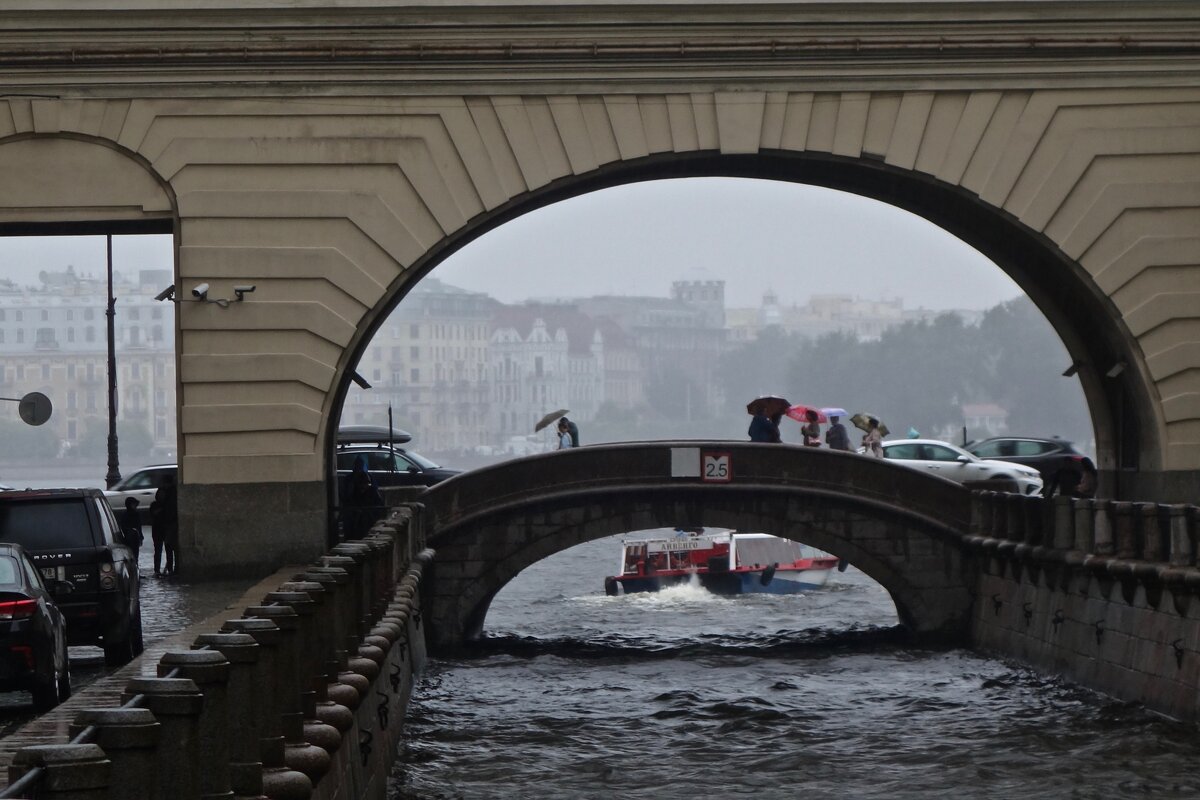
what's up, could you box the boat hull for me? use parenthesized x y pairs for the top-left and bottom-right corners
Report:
(613, 567), (831, 596)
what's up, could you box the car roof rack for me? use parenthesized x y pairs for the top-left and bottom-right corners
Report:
(336, 425), (413, 445)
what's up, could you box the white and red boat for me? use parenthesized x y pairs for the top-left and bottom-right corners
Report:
(603, 529), (841, 596)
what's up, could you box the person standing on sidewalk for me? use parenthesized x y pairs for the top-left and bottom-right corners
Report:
(150, 474), (178, 576)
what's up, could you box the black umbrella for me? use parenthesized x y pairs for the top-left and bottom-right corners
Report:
(746, 395), (790, 417)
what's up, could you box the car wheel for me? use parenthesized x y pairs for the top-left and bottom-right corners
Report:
(31, 666), (62, 712)
(104, 635), (136, 667)
(131, 607), (145, 656)
(58, 663), (72, 702)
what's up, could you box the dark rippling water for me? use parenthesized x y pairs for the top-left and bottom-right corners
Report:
(389, 536), (1200, 799)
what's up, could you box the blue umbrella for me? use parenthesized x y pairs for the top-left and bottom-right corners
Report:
(821, 407), (849, 419)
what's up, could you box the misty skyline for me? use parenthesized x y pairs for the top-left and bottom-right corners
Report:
(0, 177), (1023, 313)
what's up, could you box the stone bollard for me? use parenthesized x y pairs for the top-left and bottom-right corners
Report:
(218, 618), (311, 800)
(1111, 501), (1136, 559)
(1019, 494), (1042, 546)
(8, 743), (110, 800)
(69, 709), (159, 800)
(1092, 500), (1114, 556)
(121, 677), (204, 800)
(193, 632), (266, 799)
(1177, 506), (1199, 567)
(969, 493), (986, 536)
(1051, 495), (1074, 551)
(1141, 504), (1167, 562)
(1073, 499), (1096, 553)
(158, 650), (233, 800)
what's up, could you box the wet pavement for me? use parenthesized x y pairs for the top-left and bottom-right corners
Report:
(0, 535), (263, 739)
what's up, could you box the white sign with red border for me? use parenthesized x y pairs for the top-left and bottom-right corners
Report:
(701, 451), (732, 482)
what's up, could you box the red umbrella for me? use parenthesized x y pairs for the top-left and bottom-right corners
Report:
(785, 404), (828, 423)
(746, 395), (790, 417)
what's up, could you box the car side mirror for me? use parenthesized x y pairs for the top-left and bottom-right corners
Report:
(956, 455), (972, 463)
(52, 580), (74, 595)
(407, 466), (419, 474)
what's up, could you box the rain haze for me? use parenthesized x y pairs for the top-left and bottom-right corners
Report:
(0, 177), (1090, 466)
(0, 178), (1022, 310)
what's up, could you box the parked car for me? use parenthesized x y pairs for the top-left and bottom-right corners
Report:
(335, 426), (461, 489)
(879, 439), (1044, 495)
(964, 436), (1095, 497)
(0, 489), (143, 666)
(0, 543), (71, 710)
(104, 464), (176, 524)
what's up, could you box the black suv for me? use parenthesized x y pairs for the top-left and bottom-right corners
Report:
(335, 426), (461, 489)
(0, 489), (143, 666)
(965, 437), (1096, 497)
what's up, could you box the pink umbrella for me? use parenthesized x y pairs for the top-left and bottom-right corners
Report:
(785, 404), (828, 423)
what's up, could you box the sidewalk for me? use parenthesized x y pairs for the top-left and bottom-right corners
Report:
(0, 565), (301, 776)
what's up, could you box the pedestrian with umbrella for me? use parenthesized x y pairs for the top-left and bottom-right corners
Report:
(747, 395), (788, 443)
(824, 409), (852, 452)
(851, 413), (887, 458)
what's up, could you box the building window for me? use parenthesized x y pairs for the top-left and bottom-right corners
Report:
(410, 368), (419, 382)
(65, 309), (73, 321)
(410, 346), (419, 359)
(129, 308), (140, 321)
(410, 323), (419, 338)
(152, 308), (162, 320)
(16, 329), (23, 344)
(86, 391), (96, 411)
(15, 311), (22, 322)
(131, 362), (141, 379)
(84, 308), (93, 321)
(67, 391), (76, 410)
(372, 369), (381, 382)
(67, 328), (75, 343)
(41, 364), (50, 379)
(67, 420), (76, 439)
(67, 364), (75, 379)
(535, 356), (544, 377)
(86, 327), (95, 342)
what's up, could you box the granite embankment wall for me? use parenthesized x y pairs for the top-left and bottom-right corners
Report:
(2, 505), (431, 800)
(968, 492), (1200, 720)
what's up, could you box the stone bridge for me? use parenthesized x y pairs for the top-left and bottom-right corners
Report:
(0, 2), (1197, 577)
(420, 441), (975, 649)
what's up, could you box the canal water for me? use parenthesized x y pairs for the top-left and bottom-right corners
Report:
(389, 535), (1200, 799)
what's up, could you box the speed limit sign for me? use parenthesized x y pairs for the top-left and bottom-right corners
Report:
(702, 451), (732, 482)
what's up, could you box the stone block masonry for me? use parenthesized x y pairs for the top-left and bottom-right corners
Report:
(967, 492), (1200, 720)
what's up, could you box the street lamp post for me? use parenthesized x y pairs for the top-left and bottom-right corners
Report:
(105, 234), (121, 489)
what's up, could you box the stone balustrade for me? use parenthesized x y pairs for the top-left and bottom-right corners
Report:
(967, 491), (1200, 720)
(966, 491), (1200, 586)
(3, 504), (432, 800)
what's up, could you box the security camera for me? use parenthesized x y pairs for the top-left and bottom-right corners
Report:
(191, 283), (210, 300)
(233, 284), (256, 301)
(154, 284), (176, 302)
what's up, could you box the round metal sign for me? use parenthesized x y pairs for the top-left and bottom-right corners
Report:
(18, 392), (52, 426)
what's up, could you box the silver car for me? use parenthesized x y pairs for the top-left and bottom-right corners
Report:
(879, 439), (1044, 495)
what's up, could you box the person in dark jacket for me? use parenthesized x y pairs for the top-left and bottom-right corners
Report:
(749, 411), (782, 443)
(345, 456), (384, 539)
(825, 415), (852, 451)
(560, 417), (580, 448)
(118, 497), (144, 555)
(150, 474), (178, 576)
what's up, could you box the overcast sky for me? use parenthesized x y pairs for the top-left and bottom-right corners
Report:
(0, 177), (1021, 311)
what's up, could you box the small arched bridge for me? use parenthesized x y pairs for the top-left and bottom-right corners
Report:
(420, 441), (979, 651)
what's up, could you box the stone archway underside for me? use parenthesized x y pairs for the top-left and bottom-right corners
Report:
(0, 2), (1197, 575)
(419, 442), (974, 650)
(426, 489), (974, 651)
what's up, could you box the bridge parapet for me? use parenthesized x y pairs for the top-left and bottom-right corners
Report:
(968, 490), (1200, 720)
(2, 511), (433, 800)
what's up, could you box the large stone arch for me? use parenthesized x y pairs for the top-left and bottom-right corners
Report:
(0, 4), (1196, 575)
(420, 442), (975, 650)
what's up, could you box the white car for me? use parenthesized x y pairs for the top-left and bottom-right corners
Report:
(879, 439), (1044, 495)
(103, 464), (177, 523)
